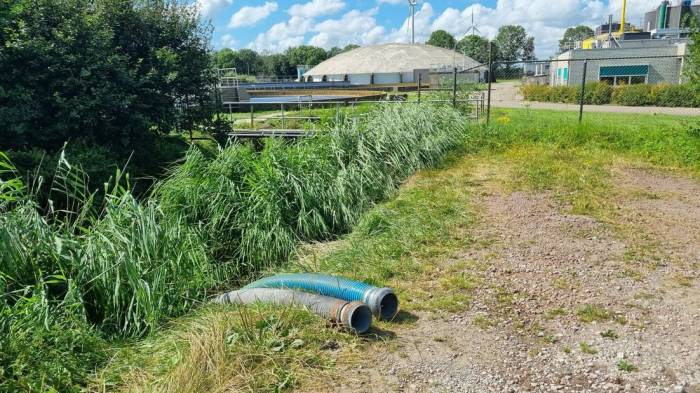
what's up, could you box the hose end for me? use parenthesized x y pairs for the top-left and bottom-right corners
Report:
(363, 287), (399, 320)
(338, 301), (372, 334)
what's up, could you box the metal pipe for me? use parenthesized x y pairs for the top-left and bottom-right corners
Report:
(579, 59), (588, 123)
(244, 273), (399, 320)
(214, 288), (372, 334)
(452, 67), (458, 108)
(486, 42), (493, 125)
(619, 0), (627, 34)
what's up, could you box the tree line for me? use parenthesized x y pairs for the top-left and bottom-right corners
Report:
(212, 44), (359, 76)
(426, 25), (535, 64)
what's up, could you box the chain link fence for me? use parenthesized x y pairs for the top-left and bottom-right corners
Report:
(480, 55), (698, 123)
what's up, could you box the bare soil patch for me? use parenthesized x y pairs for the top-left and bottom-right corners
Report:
(308, 163), (700, 393)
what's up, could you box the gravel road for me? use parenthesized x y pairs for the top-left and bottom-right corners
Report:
(312, 163), (700, 393)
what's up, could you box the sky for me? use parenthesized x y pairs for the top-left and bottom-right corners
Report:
(198, 0), (663, 58)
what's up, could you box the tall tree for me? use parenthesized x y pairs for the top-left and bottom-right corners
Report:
(427, 30), (456, 49)
(236, 49), (262, 74)
(285, 45), (328, 67)
(262, 53), (293, 76)
(456, 35), (491, 64)
(558, 25), (594, 53)
(0, 0), (215, 152)
(494, 25), (534, 62)
(214, 48), (238, 69)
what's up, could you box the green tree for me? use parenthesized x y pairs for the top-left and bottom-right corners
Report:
(427, 30), (456, 49)
(214, 48), (238, 69)
(285, 45), (328, 67)
(0, 0), (215, 176)
(262, 53), (293, 76)
(457, 35), (491, 64)
(236, 48), (262, 74)
(327, 46), (343, 57)
(494, 25), (534, 62)
(559, 25), (594, 53)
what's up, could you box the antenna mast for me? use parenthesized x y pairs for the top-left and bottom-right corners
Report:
(408, 0), (418, 44)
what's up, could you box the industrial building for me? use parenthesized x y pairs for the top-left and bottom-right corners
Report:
(302, 43), (483, 85)
(644, 0), (700, 37)
(551, 0), (695, 86)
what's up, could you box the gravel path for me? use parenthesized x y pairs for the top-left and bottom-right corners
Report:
(313, 163), (700, 393)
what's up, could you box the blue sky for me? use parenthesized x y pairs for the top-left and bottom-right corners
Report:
(198, 0), (661, 58)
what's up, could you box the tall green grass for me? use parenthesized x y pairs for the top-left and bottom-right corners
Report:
(156, 104), (468, 275)
(0, 103), (470, 390)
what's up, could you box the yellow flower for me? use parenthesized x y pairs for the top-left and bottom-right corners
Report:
(496, 115), (511, 125)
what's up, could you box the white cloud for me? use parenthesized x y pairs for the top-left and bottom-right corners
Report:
(245, 0), (663, 58)
(309, 8), (385, 48)
(288, 0), (345, 18)
(387, 2), (434, 43)
(197, 0), (232, 18)
(228, 2), (278, 29)
(428, 0), (658, 58)
(249, 16), (312, 52)
(220, 34), (237, 47)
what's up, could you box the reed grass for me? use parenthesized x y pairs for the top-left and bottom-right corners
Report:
(0, 103), (470, 390)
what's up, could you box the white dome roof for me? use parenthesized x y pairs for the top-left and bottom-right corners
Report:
(304, 43), (481, 76)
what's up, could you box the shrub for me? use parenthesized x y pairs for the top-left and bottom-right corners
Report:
(611, 84), (653, 106)
(550, 86), (578, 103)
(651, 84), (700, 107)
(521, 84), (552, 102)
(587, 82), (613, 105)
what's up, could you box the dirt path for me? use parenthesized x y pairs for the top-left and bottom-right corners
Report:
(315, 162), (700, 393)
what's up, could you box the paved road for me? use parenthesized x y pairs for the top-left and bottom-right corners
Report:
(489, 81), (700, 116)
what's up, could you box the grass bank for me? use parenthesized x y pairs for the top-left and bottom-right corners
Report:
(0, 104), (470, 391)
(95, 108), (700, 391)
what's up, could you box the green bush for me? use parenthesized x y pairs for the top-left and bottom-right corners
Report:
(612, 84), (653, 106)
(586, 82), (613, 105)
(521, 82), (699, 108)
(521, 84), (552, 102)
(651, 84), (700, 107)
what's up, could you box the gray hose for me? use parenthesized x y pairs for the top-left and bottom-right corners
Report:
(213, 288), (372, 334)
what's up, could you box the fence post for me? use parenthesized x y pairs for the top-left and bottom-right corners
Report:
(452, 67), (458, 108)
(579, 59), (588, 123)
(486, 42), (493, 125)
(250, 104), (254, 128)
(417, 73), (421, 104)
(281, 103), (285, 128)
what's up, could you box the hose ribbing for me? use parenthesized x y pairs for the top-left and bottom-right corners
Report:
(244, 273), (399, 320)
(214, 288), (372, 334)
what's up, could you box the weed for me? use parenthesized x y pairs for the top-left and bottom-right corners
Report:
(545, 307), (567, 320)
(577, 304), (620, 323)
(562, 346), (572, 354)
(473, 314), (496, 329)
(600, 329), (619, 340)
(617, 360), (637, 372)
(674, 275), (693, 287)
(579, 342), (598, 355)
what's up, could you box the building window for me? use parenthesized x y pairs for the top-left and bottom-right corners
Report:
(599, 65), (649, 85)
